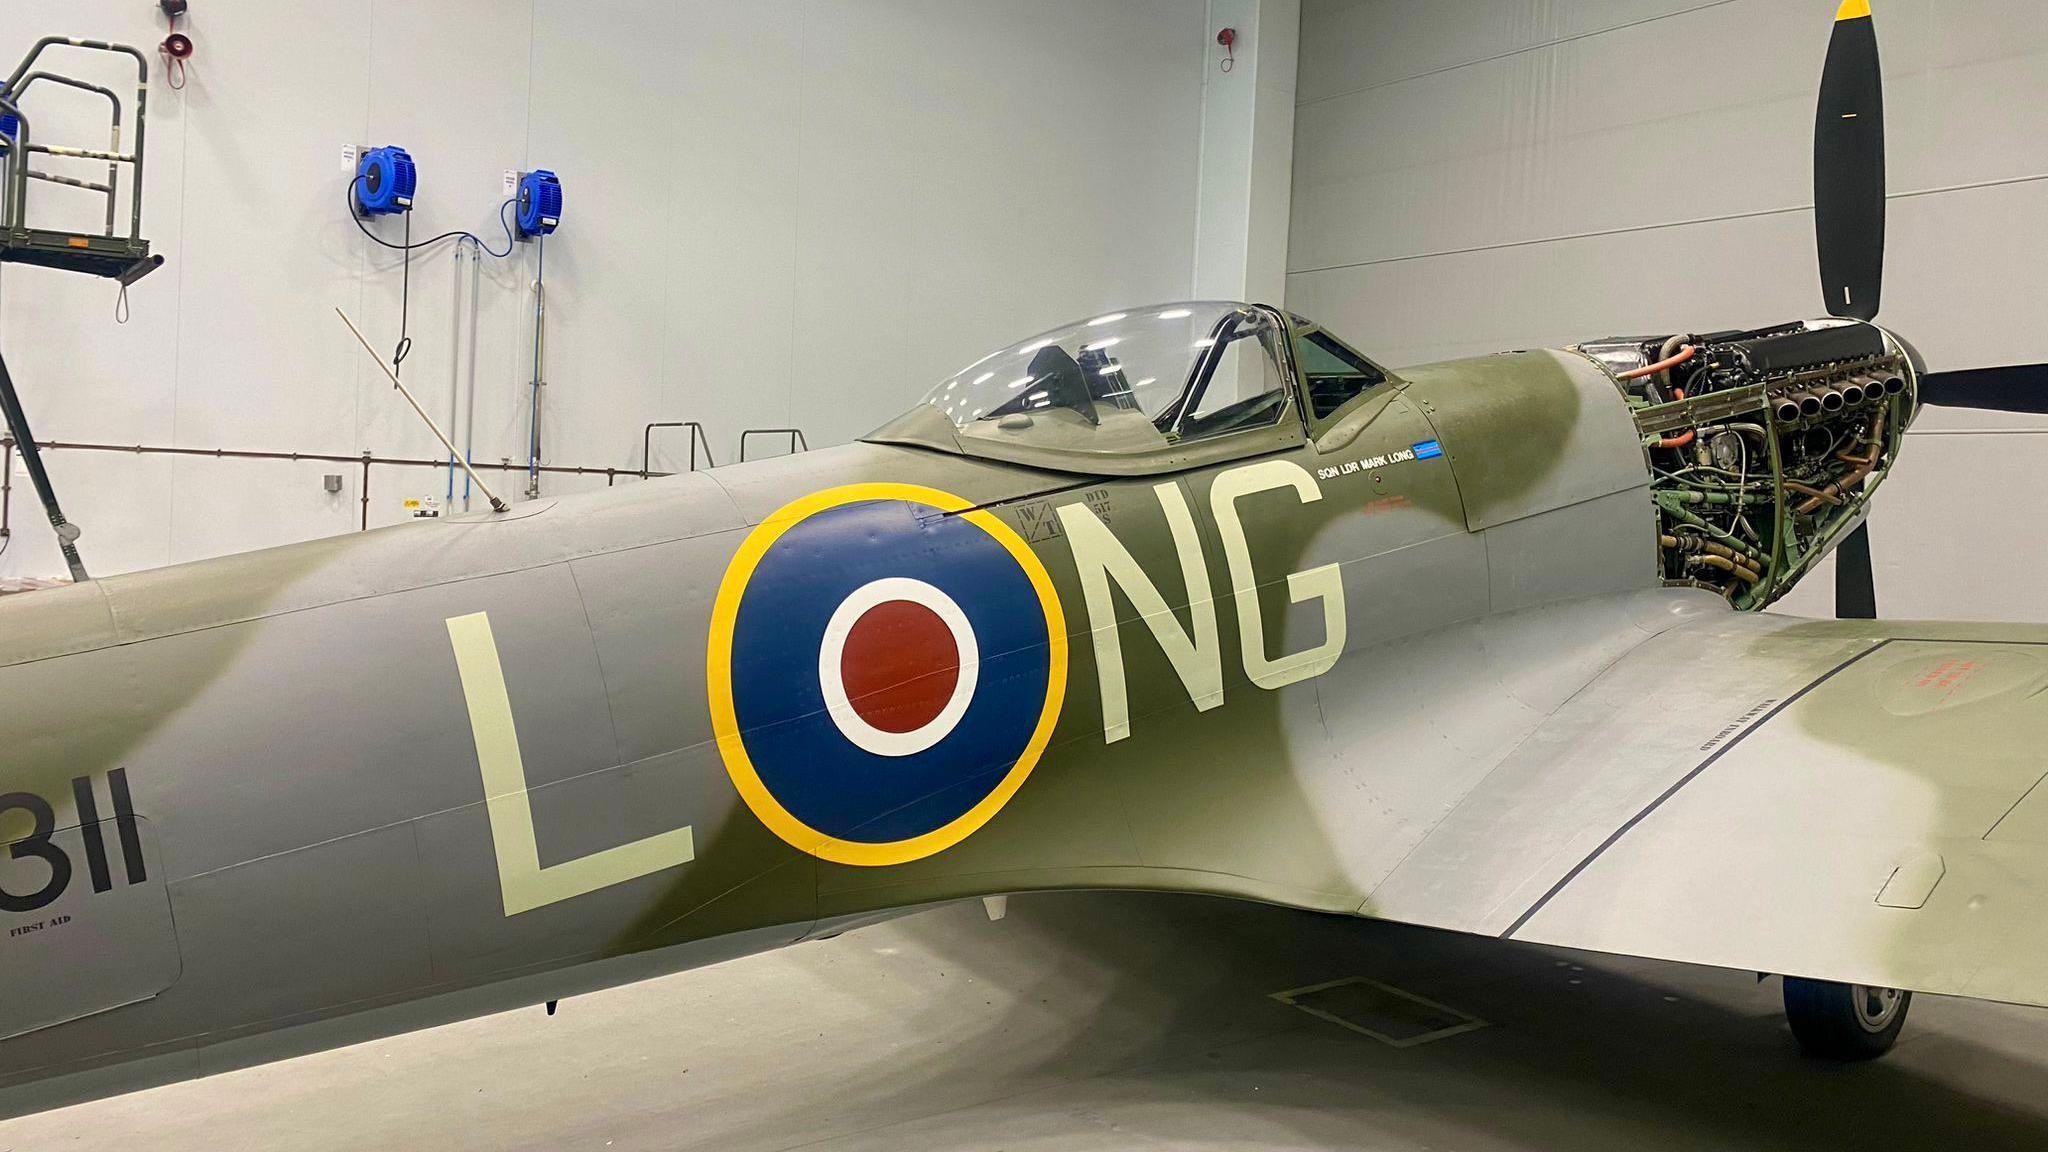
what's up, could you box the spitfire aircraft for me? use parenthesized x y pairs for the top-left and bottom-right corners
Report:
(4, 0), (2048, 1119)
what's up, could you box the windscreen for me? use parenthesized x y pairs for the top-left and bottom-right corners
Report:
(921, 303), (1289, 457)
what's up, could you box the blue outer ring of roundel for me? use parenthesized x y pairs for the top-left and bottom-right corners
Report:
(707, 484), (1068, 867)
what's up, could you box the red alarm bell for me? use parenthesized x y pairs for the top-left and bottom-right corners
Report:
(158, 1), (194, 89)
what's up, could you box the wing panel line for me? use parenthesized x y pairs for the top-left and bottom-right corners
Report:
(1499, 637), (1895, 939)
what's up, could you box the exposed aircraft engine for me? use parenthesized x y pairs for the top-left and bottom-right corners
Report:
(1577, 320), (1914, 610)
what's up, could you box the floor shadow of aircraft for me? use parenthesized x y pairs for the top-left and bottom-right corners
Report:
(818, 890), (2048, 1150)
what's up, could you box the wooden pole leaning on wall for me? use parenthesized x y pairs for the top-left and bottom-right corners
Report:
(335, 308), (509, 514)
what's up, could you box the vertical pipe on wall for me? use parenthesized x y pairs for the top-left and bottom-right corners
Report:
(447, 238), (476, 505)
(525, 235), (546, 500)
(446, 245), (460, 503)
(462, 236), (481, 512)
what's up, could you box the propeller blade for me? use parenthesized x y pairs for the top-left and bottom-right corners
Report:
(1835, 521), (1877, 619)
(1815, 0), (1886, 321)
(1918, 363), (2048, 414)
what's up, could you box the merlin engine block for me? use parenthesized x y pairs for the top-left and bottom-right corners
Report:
(1577, 320), (1915, 610)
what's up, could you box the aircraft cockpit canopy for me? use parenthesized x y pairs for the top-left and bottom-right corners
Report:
(866, 301), (1395, 476)
(921, 302), (1289, 457)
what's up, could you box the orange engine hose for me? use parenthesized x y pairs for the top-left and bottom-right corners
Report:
(1655, 386), (1693, 448)
(1620, 344), (1697, 381)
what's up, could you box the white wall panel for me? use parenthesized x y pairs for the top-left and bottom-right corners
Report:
(788, 0), (1207, 446)
(1295, 0), (1727, 104)
(1, 0), (1210, 578)
(169, 3), (370, 453)
(1291, 0), (2048, 621)
(1292, 1), (1818, 275)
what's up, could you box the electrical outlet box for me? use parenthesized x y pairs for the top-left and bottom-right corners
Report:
(323, 474), (344, 493)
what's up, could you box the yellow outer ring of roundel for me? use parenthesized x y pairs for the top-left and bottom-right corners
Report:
(706, 482), (1068, 867)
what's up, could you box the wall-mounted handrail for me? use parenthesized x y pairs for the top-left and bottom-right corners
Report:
(738, 427), (808, 462)
(642, 421), (715, 478)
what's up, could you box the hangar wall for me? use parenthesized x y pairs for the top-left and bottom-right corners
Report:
(0, 0), (1225, 578)
(1288, 0), (2048, 621)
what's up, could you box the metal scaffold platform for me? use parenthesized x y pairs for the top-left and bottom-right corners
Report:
(0, 36), (164, 581)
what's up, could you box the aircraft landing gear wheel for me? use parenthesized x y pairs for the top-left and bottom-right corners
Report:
(1783, 977), (1911, 1060)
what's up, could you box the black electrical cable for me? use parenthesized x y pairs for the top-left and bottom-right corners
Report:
(346, 176), (517, 258)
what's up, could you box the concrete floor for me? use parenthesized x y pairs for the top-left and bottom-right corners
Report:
(6, 892), (2048, 1151)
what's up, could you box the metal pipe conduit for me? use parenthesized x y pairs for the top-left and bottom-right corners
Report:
(0, 437), (677, 537)
(462, 239), (482, 510)
(14, 437), (668, 476)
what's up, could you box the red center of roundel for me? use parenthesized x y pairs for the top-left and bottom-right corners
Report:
(840, 599), (962, 734)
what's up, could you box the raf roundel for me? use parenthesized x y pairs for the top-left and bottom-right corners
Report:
(707, 483), (1067, 866)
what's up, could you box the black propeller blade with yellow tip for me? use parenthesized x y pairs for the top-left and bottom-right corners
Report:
(1810, 0), (1887, 618)
(1806, 2), (2043, 617)
(1815, 0), (1885, 323)
(1813, 1), (2048, 415)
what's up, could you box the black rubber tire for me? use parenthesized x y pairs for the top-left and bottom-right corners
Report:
(1783, 977), (1911, 1060)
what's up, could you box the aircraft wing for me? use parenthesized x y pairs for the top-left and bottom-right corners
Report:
(1350, 598), (2048, 1008)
